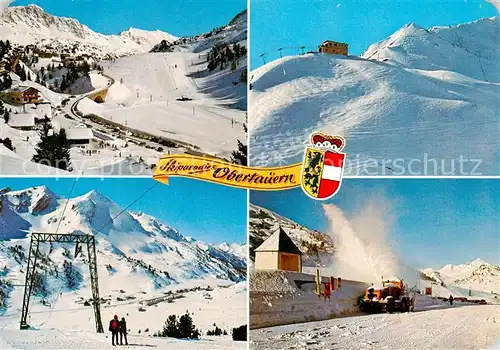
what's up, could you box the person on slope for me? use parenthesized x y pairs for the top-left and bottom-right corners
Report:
(109, 315), (120, 346)
(119, 317), (128, 346)
(449, 295), (454, 305)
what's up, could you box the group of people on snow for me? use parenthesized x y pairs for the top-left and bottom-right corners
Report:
(109, 315), (128, 346)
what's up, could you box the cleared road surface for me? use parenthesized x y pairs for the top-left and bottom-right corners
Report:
(250, 305), (500, 350)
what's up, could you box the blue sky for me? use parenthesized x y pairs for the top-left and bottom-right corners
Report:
(0, 177), (247, 244)
(250, 0), (499, 69)
(251, 179), (500, 269)
(11, 0), (246, 37)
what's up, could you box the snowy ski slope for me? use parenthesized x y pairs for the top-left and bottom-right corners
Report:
(79, 52), (246, 158)
(249, 17), (499, 175)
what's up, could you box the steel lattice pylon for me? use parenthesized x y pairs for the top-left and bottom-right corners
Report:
(20, 233), (104, 333)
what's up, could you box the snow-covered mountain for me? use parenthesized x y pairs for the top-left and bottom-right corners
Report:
(0, 5), (177, 57)
(151, 9), (248, 108)
(362, 18), (499, 82)
(0, 185), (246, 285)
(249, 203), (334, 266)
(421, 259), (500, 294)
(151, 10), (246, 54)
(249, 17), (499, 175)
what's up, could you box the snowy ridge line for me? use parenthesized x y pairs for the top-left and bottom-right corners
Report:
(0, 4), (178, 57)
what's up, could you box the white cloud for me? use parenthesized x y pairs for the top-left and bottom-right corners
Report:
(486, 0), (500, 12)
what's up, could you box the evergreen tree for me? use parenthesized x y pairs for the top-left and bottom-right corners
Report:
(158, 311), (198, 339)
(226, 47), (234, 62)
(32, 126), (71, 170)
(232, 325), (247, 341)
(81, 61), (90, 74)
(0, 73), (12, 90)
(230, 140), (247, 166)
(239, 70), (247, 83)
(59, 75), (67, 92)
(163, 315), (179, 338)
(3, 110), (9, 124)
(178, 311), (197, 338)
(20, 67), (26, 81)
(208, 59), (217, 71)
(1, 137), (13, 151)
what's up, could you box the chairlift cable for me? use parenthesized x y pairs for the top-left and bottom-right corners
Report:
(55, 178), (78, 234)
(94, 181), (160, 235)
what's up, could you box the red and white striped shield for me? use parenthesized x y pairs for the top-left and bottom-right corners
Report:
(301, 147), (345, 200)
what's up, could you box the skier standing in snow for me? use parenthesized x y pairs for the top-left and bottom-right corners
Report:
(119, 317), (128, 346)
(109, 315), (120, 346)
(449, 295), (454, 305)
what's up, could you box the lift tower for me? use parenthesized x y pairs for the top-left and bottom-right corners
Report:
(20, 233), (104, 333)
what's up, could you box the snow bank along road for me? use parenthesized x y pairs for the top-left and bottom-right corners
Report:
(250, 305), (500, 350)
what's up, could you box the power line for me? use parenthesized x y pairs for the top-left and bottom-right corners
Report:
(55, 179), (78, 234)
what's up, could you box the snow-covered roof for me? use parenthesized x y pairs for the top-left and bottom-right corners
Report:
(384, 277), (402, 282)
(8, 113), (35, 128)
(255, 227), (303, 255)
(67, 127), (94, 140)
(5, 85), (32, 93)
(321, 40), (348, 46)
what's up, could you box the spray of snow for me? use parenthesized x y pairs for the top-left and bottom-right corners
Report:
(320, 195), (419, 286)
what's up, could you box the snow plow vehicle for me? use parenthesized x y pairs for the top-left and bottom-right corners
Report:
(360, 277), (413, 313)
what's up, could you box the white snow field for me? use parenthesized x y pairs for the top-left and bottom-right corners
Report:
(250, 304), (500, 350)
(249, 17), (499, 175)
(0, 186), (247, 347)
(0, 329), (246, 349)
(79, 52), (246, 159)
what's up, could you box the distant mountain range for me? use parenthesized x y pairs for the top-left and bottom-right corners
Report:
(421, 259), (500, 294)
(0, 185), (247, 306)
(0, 4), (177, 57)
